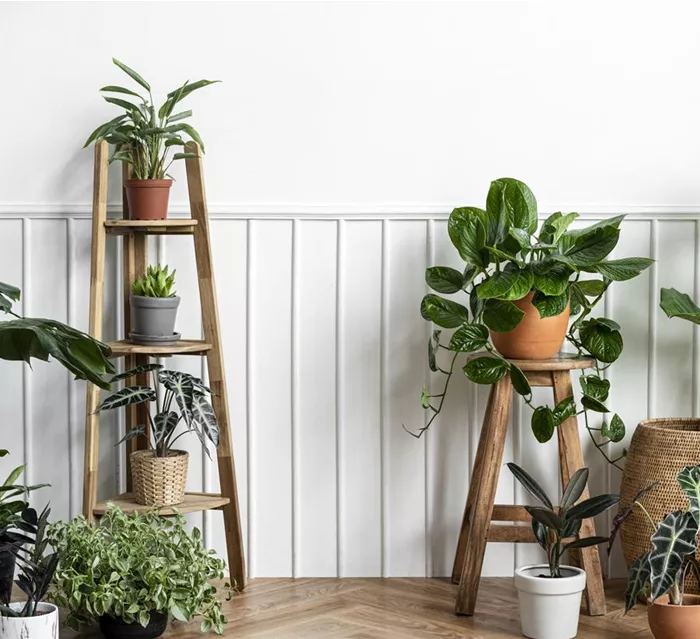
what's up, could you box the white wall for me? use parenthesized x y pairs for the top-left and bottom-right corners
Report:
(1, 0), (699, 578)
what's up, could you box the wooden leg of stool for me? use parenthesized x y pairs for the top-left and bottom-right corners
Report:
(451, 387), (495, 584)
(455, 376), (512, 615)
(552, 371), (606, 616)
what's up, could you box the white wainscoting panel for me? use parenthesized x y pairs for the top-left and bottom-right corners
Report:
(0, 210), (697, 579)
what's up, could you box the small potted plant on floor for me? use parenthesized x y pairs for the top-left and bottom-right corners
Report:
(130, 264), (180, 345)
(416, 178), (654, 468)
(95, 364), (219, 506)
(84, 58), (219, 220)
(619, 464), (700, 639)
(48, 505), (230, 637)
(508, 463), (619, 639)
(0, 506), (59, 639)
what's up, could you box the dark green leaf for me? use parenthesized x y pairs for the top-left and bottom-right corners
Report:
(428, 329), (441, 371)
(649, 510), (699, 600)
(469, 287), (484, 320)
(563, 536), (608, 552)
(168, 110), (193, 123)
(544, 212), (579, 243)
(463, 356), (510, 385)
(164, 123), (206, 152)
(531, 406), (556, 443)
(482, 299), (525, 332)
(490, 178), (538, 234)
(166, 79), (220, 101)
(580, 375), (610, 401)
(525, 506), (564, 533)
(477, 269), (519, 300)
(507, 463), (553, 509)
(0, 282), (20, 302)
(191, 394), (220, 448)
(532, 519), (548, 550)
(584, 258), (654, 282)
(564, 226), (620, 265)
(601, 414), (625, 443)
(579, 322), (623, 363)
(100, 85), (144, 99)
(560, 468), (589, 511)
(660, 288), (700, 325)
(677, 465), (700, 525)
(625, 552), (651, 612)
(509, 364), (531, 398)
(103, 96), (142, 112)
(533, 290), (569, 319)
(425, 266), (464, 294)
(449, 324), (489, 352)
(552, 396), (576, 425)
(420, 294), (469, 328)
(508, 228), (532, 251)
(112, 58), (151, 91)
(448, 208), (487, 267)
(581, 395), (609, 413)
(566, 493), (620, 520)
(95, 386), (155, 412)
(533, 263), (571, 296)
(158, 369), (195, 418)
(576, 279), (606, 297)
(172, 152), (199, 160)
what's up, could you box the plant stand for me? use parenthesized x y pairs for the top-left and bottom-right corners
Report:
(82, 140), (246, 589)
(452, 352), (605, 616)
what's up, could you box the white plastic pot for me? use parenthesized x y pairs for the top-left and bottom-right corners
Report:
(0, 602), (59, 639)
(514, 564), (586, 639)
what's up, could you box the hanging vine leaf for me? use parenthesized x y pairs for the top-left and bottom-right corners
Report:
(463, 357), (509, 385)
(420, 295), (469, 328)
(449, 324), (489, 352)
(531, 406), (555, 443)
(425, 267), (464, 294)
(509, 364), (531, 398)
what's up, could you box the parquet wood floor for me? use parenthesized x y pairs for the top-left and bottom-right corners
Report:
(72, 578), (650, 638)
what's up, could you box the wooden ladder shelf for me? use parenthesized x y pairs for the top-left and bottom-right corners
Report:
(82, 140), (246, 589)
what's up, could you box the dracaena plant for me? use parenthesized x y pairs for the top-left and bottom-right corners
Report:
(95, 364), (219, 457)
(0, 282), (114, 390)
(84, 58), (219, 179)
(508, 463), (619, 578)
(416, 178), (654, 469)
(612, 465), (700, 612)
(132, 264), (177, 298)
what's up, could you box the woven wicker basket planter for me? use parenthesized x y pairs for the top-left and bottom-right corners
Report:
(130, 449), (189, 507)
(619, 418), (700, 591)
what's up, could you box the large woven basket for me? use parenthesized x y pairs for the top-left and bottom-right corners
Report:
(130, 449), (189, 507)
(619, 418), (700, 591)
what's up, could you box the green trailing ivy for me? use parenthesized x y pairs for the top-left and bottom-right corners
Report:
(414, 178), (654, 470)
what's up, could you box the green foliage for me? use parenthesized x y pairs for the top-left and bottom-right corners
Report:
(415, 178), (653, 464)
(95, 366), (219, 458)
(48, 506), (231, 633)
(660, 287), (700, 325)
(508, 463), (618, 578)
(85, 58), (219, 180)
(132, 264), (177, 298)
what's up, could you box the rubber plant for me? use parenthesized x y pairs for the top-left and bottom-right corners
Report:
(416, 178), (654, 469)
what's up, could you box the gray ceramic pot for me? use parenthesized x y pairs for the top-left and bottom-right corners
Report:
(130, 295), (180, 345)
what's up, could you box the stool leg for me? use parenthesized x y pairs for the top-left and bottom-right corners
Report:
(552, 370), (607, 616)
(451, 386), (495, 584)
(455, 375), (512, 615)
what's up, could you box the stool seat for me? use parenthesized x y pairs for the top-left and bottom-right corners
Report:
(453, 353), (606, 617)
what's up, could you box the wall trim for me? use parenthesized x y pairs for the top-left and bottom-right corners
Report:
(2, 203), (700, 220)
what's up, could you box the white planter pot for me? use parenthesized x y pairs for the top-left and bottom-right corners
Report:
(514, 564), (586, 639)
(0, 602), (58, 639)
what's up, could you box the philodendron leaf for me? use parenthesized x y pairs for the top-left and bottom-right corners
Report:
(420, 294), (469, 328)
(476, 269), (520, 300)
(449, 324), (489, 352)
(576, 279), (606, 297)
(660, 288), (700, 325)
(583, 257), (654, 282)
(677, 465), (700, 525)
(508, 228), (532, 251)
(564, 226), (620, 265)
(626, 552), (651, 613)
(579, 321), (623, 363)
(95, 386), (155, 412)
(546, 212), (580, 244)
(580, 374), (610, 402)
(500, 268), (534, 301)
(649, 510), (699, 601)
(531, 406), (556, 443)
(482, 299), (525, 332)
(560, 468), (589, 511)
(533, 290), (569, 319)
(447, 207), (487, 267)
(507, 462), (553, 509)
(581, 395), (609, 413)
(463, 356), (509, 385)
(428, 329), (441, 371)
(601, 414), (625, 443)
(490, 178), (538, 235)
(509, 364), (531, 398)
(552, 396), (576, 425)
(425, 266), (464, 294)
(533, 263), (571, 296)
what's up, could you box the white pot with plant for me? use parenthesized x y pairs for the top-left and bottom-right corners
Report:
(130, 264), (179, 346)
(0, 506), (59, 639)
(509, 463), (620, 639)
(84, 58), (219, 221)
(95, 364), (220, 507)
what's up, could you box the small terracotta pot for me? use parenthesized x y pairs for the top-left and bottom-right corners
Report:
(648, 594), (700, 639)
(125, 179), (173, 220)
(489, 290), (570, 360)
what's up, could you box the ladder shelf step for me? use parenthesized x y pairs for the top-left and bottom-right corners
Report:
(105, 219), (197, 235)
(93, 492), (230, 517)
(107, 339), (213, 357)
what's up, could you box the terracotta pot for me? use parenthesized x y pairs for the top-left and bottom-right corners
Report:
(647, 594), (700, 639)
(125, 179), (172, 220)
(489, 291), (570, 360)
(620, 418), (700, 593)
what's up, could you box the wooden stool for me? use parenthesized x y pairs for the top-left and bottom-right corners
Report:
(452, 353), (606, 617)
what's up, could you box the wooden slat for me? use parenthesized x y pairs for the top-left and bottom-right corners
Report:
(491, 505), (531, 522)
(467, 351), (594, 371)
(185, 141), (247, 590)
(108, 339), (213, 357)
(82, 141), (108, 522)
(553, 370), (607, 616)
(487, 524), (535, 543)
(93, 491), (230, 516)
(105, 219), (198, 235)
(525, 370), (553, 386)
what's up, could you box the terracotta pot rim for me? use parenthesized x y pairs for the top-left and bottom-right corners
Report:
(125, 179), (173, 188)
(649, 593), (700, 607)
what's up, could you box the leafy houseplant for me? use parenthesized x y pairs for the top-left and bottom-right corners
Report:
(95, 364), (219, 506)
(84, 58), (219, 220)
(508, 463), (619, 639)
(48, 506), (230, 637)
(619, 465), (700, 639)
(129, 265), (180, 346)
(417, 178), (654, 469)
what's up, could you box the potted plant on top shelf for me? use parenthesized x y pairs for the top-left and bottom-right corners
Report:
(130, 264), (180, 346)
(95, 364), (219, 507)
(416, 178), (654, 468)
(508, 463), (619, 639)
(84, 58), (219, 220)
(0, 505), (59, 639)
(48, 505), (230, 637)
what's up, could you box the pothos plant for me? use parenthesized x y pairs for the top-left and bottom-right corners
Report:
(416, 178), (654, 469)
